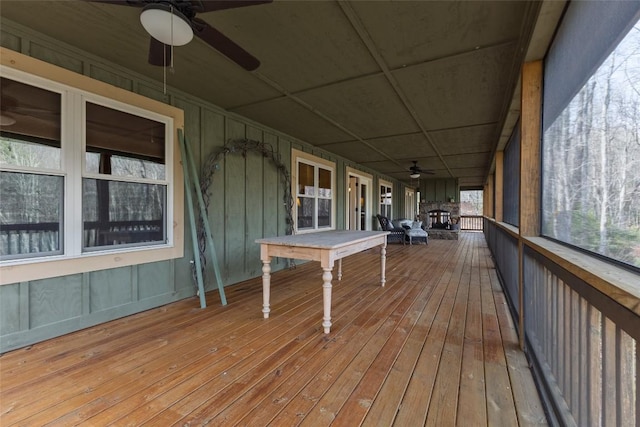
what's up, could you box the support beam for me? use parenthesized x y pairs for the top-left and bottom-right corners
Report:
(495, 151), (504, 222)
(519, 60), (543, 349)
(484, 174), (495, 219)
(520, 61), (542, 237)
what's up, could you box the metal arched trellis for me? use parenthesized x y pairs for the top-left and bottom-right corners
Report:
(193, 138), (296, 286)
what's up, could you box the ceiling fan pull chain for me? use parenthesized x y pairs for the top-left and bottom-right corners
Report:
(170, 4), (175, 71)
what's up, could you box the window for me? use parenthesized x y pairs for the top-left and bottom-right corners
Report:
(83, 101), (167, 250)
(1, 78), (63, 259)
(292, 149), (335, 232)
(542, 9), (640, 270)
(379, 180), (392, 218)
(0, 56), (184, 284)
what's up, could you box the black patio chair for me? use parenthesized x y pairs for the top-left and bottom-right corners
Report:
(376, 214), (406, 244)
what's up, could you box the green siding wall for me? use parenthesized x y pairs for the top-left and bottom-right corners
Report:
(420, 178), (459, 203)
(0, 19), (399, 352)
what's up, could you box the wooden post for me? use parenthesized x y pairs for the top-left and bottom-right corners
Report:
(484, 174), (495, 218)
(519, 60), (543, 349)
(520, 61), (542, 237)
(495, 151), (504, 223)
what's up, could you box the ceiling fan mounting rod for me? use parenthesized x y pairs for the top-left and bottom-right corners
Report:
(150, 0), (195, 19)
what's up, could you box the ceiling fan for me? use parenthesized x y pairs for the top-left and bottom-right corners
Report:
(85, 0), (272, 71)
(409, 161), (434, 178)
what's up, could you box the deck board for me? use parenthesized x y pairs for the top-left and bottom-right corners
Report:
(0, 233), (547, 426)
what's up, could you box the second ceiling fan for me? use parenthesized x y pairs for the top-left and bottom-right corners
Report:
(86, 0), (272, 71)
(409, 161), (434, 178)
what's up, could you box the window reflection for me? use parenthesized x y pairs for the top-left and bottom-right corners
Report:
(298, 162), (314, 195)
(542, 20), (640, 269)
(297, 197), (315, 229)
(83, 178), (166, 249)
(0, 77), (61, 169)
(0, 172), (63, 258)
(85, 102), (165, 180)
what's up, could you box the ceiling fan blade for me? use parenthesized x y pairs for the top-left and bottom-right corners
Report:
(82, 0), (145, 7)
(193, 18), (260, 71)
(148, 37), (172, 66)
(194, 0), (272, 13)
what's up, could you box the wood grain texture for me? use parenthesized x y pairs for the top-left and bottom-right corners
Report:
(0, 233), (546, 426)
(519, 60), (542, 238)
(485, 174), (495, 218)
(524, 236), (640, 317)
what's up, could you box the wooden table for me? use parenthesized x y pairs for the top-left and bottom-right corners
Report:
(256, 230), (389, 333)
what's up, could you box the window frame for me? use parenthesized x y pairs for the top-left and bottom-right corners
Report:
(379, 179), (393, 218)
(541, 12), (640, 273)
(80, 94), (172, 252)
(291, 149), (335, 234)
(0, 49), (184, 285)
(0, 74), (67, 260)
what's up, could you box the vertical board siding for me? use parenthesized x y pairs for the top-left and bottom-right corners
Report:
(224, 118), (248, 285)
(138, 261), (174, 300)
(262, 132), (279, 262)
(89, 64), (134, 91)
(244, 127), (264, 278)
(29, 275), (83, 327)
(276, 137), (292, 267)
(29, 41), (83, 74)
(0, 284), (20, 335)
(0, 31), (21, 51)
(89, 267), (133, 312)
(421, 178), (458, 202)
(486, 221), (638, 426)
(0, 22), (398, 352)
(201, 108), (226, 290)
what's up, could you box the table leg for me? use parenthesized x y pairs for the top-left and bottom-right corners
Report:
(322, 267), (333, 333)
(262, 260), (271, 318)
(337, 258), (343, 281)
(380, 242), (387, 287)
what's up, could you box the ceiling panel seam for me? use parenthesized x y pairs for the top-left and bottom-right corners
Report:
(230, 40), (519, 113)
(337, 0), (454, 178)
(249, 71), (400, 167)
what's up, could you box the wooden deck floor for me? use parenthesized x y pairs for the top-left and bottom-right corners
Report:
(0, 232), (547, 426)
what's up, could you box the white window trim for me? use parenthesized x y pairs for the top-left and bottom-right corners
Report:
(0, 48), (184, 285)
(379, 178), (393, 217)
(291, 148), (335, 234)
(405, 186), (416, 220)
(345, 167), (373, 231)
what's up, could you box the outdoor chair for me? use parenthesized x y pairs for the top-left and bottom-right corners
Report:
(376, 214), (406, 244)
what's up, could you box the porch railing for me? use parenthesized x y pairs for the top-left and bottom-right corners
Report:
(460, 215), (484, 231)
(1, 220), (163, 256)
(485, 219), (639, 426)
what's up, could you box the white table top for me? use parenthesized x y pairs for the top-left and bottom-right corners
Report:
(256, 230), (389, 249)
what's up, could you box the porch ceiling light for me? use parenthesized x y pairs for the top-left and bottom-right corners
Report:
(140, 3), (193, 47)
(410, 172), (420, 179)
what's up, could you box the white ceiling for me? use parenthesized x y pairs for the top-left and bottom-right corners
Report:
(0, 0), (565, 187)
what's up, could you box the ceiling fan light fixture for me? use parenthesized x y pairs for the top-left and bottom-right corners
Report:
(140, 3), (193, 46)
(410, 172), (420, 179)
